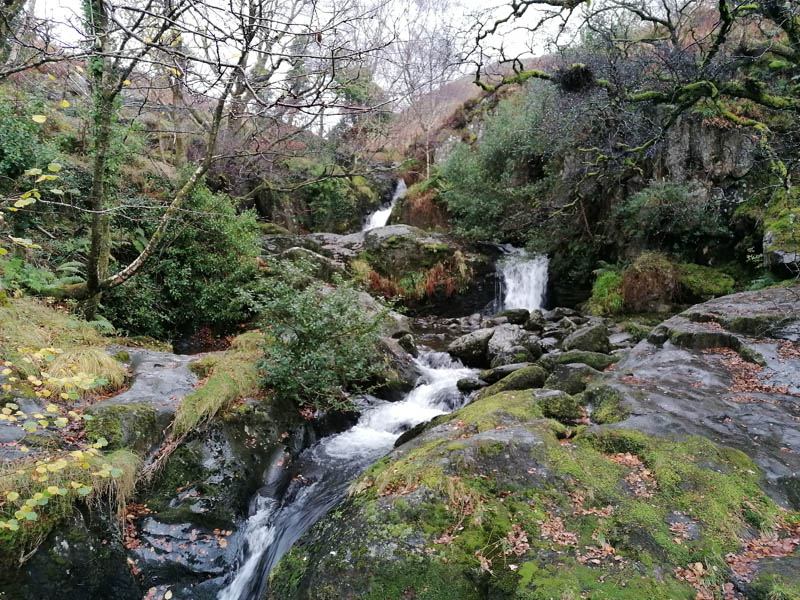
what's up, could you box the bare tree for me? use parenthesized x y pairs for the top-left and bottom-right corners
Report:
(0, 0), (388, 316)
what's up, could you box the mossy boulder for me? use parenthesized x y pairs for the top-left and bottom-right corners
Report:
(84, 403), (158, 455)
(544, 363), (601, 395)
(583, 384), (630, 424)
(761, 187), (800, 271)
(532, 388), (584, 420)
(479, 362), (533, 384)
(678, 263), (735, 299)
(540, 350), (617, 372)
(268, 387), (786, 600)
(486, 324), (543, 368)
(477, 365), (548, 398)
(562, 322), (610, 354)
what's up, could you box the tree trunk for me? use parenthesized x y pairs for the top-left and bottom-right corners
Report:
(83, 0), (113, 319)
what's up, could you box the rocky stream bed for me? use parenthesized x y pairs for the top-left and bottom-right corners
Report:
(1, 231), (799, 600)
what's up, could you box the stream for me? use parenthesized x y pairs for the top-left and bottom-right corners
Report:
(218, 245), (548, 600)
(218, 351), (476, 600)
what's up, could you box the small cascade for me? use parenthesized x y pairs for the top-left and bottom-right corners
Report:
(498, 245), (549, 311)
(218, 351), (475, 600)
(362, 178), (407, 231)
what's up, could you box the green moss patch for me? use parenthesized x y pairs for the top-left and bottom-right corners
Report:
(678, 263), (735, 298)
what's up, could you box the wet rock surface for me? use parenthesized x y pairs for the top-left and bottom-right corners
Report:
(266, 286), (800, 600)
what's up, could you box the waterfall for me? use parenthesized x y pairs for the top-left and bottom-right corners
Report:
(498, 245), (549, 311)
(362, 178), (407, 231)
(218, 351), (475, 600)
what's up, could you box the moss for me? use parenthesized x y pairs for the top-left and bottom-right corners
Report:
(84, 403), (157, 455)
(678, 263), (735, 298)
(586, 270), (624, 316)
(279, 377), (789, 600)
(584, 385), (630, 424)
(478, 366), (547, 398)
(0, 289), (9, 307)
(111, 350), (130, 362)
(259, 221), (292, 235)
(747, 572), (800, 600)
(444, 390), (544, 432)
(538, 391), (583, 421)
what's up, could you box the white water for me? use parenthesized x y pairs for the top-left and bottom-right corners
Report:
(362, 178), (407, 231)
(218, 350), (475, 600)
(499, 245), (549, 311)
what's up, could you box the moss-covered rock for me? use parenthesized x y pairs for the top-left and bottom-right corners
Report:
(268, 387), (787, 600)
(477, 365), (547, 399)
(678, 263), (735, 299)
(84, 403), (158, 455)
(544, 363), (601, 395)
(562, 323), (611, 354)
(540, 350), (617, 371)
(584, 384), (630, 424)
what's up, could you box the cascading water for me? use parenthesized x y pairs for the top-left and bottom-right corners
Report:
(362, 178), (407, 231)
(218, 351), (475, 600)
(498, 245), (549, 311)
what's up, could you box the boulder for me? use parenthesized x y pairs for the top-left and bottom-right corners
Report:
(523, 309), (546, 332)
(479, 362), (533, 384)
(396, 333), (419, 358)
(478, 365), (547, 398)
(494, 308), (529, 325)
(544, 363), (602, 395)
(486, 324), (542, 367)
(532, 388), (584, 420)
(562, 323), (611, 353)
(540, 350), (617, 371)
(456, 377), (488, 392)
(447, 328), (495, 366)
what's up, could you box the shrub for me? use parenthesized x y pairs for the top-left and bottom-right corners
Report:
(302, 177), (359, 233)
(103, 182), (260, 339)
(0, 99), (58, 185)
(257, 262), (387, 412)
(620, 253), (680, 312)
(612, 183), (731, 257)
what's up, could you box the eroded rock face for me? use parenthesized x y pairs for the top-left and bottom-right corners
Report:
(266, 286), (800, 600)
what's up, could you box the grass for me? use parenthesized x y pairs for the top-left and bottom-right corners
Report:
(171, 330), (263, 435)
(0, 449), (141, 570)
(0, 297), (126, 396)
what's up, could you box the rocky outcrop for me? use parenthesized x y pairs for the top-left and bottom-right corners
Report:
(266, 285), (800, 600)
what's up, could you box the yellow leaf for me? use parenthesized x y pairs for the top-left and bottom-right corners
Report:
(60, 100), (70, 108)
(47, 74), (56, 81)
(123, 79), (131, 85)
(6, 492), (19, 501)
(31, 115), (47, 124)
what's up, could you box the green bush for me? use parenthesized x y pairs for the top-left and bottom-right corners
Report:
(302, 178), (359, 233)
(103, 182), (260, 339)
(442, 87), (560, 240)
(257, 262), (387, 412)
(612, 183), (731, 257)
(0, 99), (58, 185)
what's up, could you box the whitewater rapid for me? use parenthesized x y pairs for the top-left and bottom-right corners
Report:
(218, 350), (475, 600)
